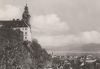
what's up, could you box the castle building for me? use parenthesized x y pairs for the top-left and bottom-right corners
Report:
(0, 4), (32, 41)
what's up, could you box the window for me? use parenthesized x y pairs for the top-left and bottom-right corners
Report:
(22, 28), (24, 30)
(25, 37), (27, 39)
(25, 32), (27, 34)
(25, 28), (27, 30)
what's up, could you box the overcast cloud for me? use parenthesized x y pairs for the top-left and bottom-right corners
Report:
(0, 5), (21, 20)
(31, 14), (100, 47)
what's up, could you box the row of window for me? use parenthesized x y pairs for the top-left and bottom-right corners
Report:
(22, 28), (27, 30)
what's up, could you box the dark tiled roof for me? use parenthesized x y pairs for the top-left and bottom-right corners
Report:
(0, 20), (28, 27)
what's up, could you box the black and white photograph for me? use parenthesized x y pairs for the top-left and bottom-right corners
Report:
(0, 0), (100, 69)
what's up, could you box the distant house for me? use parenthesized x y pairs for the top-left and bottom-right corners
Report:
(0, 4), (32, 41)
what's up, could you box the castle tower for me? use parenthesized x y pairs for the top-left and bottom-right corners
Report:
(21, 4), (32, 41)
(22, 4), (31, 27)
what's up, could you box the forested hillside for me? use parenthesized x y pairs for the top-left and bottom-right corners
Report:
(0, 26), (51, 69)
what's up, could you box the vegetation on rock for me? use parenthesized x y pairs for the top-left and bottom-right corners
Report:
(0, 26), (50, 69)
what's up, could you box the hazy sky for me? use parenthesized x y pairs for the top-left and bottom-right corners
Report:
(1, 0), (100, 48)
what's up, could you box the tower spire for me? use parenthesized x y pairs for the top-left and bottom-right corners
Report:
(26, 0), (28, 7)
(26, 3), (27, 6)
(22, 4), (31, 27)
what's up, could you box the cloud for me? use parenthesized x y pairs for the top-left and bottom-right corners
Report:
(28, 0), (100, 48)
(0, 5), (21, 20)
(33, 30), (100, 47)
(30, 14), (70, 47)
(31, 14), (69, 36)
(30, 14), (100, 47)
(33, 35), (77, 47)
(79, 31), (100, 44)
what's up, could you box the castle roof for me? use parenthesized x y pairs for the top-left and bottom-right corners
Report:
(0, 5), (30, 28)
(0, 20), (28, 28)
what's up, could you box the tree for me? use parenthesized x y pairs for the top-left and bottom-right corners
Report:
(26, 40), (50, 69)
(0, 26), (28, 69)
(0, 26), (50, 69)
